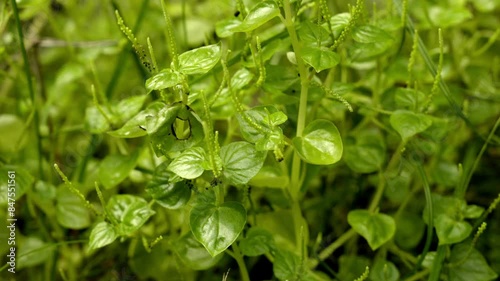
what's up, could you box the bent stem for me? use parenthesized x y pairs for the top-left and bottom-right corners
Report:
(227, 244), (250, 281)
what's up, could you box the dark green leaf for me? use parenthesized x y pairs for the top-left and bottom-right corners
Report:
(448, 243), (498, 281)
(146, 161), (191, 209)
(240, 227), (275, 256)
(347, 209), (396, 250)
(172, 232), (223, 270)
(344, 131), (385, 173)
(293, 119), (343, 165)
(190, 201), (246, 256)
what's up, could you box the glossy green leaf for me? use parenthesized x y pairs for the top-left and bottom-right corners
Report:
(273, 249), (301, 281)
(240, 227), (275, 256)
(237, 105), (285, 145)
(230, 68), (254, 90)
(347, 210), (396, 250)
(0, 165), (32, 205)
(146, 161), (191, 209)
(88, 221), (118, 251)
(178, 43), (221, 75)
(463, 205), (484, 218)
(215, 18), (242, 38)
(352, 25), (393, 43)
(329, 13), (351, 35)
(172, 232), (223, 270)
(293, 119), (343, 165)
(108, 102), (164, 138)
(390, 110), (433, 141)
(56, 188), (91, 229)
(190, 201), (246, 257)
(236, 1), (279, 32)
(106, 195), (155, 236)
(144, 103), (181, 134)
(150, 108), (205, 155)
(145, 68), (183, 91)
(448, 243), (498, 281)
(168, 147), (209, 179)
(98, 152), (139, 189)
(302, 46), (340, 72)
(220, 141), (266, 185)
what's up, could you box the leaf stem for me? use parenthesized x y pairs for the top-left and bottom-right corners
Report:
(308, 228), (357, 269)
(230, 243), (250, 281)
(283, 0), (309, 201)
(11, 0), (44, 179)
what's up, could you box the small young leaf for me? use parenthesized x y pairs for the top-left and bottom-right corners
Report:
(463, 205), (484, 219)
(298, 20), (331, 47)
(88, 222), (118, 251)
(168, 147), (209, 179)
(302, 46), (340, 72)
(145, 68), (183, 91)
(107, 195), (155, 236)
(215, 18), (242, 38)
(390, 110), (433, 141)
(178, 43), (221, 75)
(236, 1), (280, 32)
(190, 201), (246, 257)
(98, 152), (139, 189)
(370, 259), (400, 281)
(293, 119), (343, 165)
(220, 141), (266, 185)
(347, 210), (396, 250)
(329, 13), (351, 35)
(435, 214), (472, 245)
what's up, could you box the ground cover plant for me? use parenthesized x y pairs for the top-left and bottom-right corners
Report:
(1, 0), (500, 280)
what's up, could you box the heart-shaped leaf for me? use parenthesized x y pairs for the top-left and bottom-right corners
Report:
(106, 195), (155, 236)
(348, 210), (396, 250)
(88, 221), (118, 251)
(178, 43), (221, 75)
(168, 147), (209, 179)
(293, 119), (343, 165)
(220, 142), (266, 185)
(190, 201), (246, 256)
(302, 46), (340, 72)
(390, 110), (433, 141)
(240, 227), (275, 257)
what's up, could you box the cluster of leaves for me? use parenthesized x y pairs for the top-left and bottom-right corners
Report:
(1, 0), (499, 280)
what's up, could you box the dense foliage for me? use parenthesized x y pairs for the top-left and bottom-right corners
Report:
(1, 0), (499, 280)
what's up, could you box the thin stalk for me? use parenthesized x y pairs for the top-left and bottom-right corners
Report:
(428, 245), (446, 281)
(308, 228), (357, 269)
(11, 0), (43, 178)
(229, 244), (250, 281)
(283, 0), (309, 200)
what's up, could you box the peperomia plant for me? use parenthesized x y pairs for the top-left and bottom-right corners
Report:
(1, 0), (500, 280)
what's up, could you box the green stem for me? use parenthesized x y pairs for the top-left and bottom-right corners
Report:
(11, 0), (44, 179)
(230, 244), (251, 281)
(308, 228), (357, 269)
(428, 245), (446, 281)
(283, 0), (309, 200)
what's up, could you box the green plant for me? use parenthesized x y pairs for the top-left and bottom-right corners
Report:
(1, 0), (499, 280)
